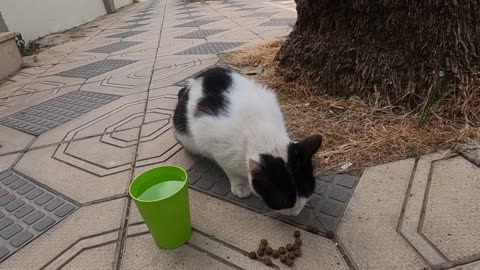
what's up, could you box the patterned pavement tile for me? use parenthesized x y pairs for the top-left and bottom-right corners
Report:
(125, 17), (151, 23)
(243, 12), (277, 17)
(0, 91), (120, 136)
(175, 42), (245, 55)
(86, 41), (143, 54)
(175, 29), (228, 39)
(188, 159), (359, 236)
(174, 19), (217, 27)
(54, 59), (137, 79)
(105, 30), (148, 39)
(0, 170), (77, 262)
(116, 24), (148, 29)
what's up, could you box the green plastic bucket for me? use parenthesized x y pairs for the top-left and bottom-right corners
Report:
(129, 165), (191, 249)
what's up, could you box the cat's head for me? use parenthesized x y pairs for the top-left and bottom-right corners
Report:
(248, 134), (322, 216)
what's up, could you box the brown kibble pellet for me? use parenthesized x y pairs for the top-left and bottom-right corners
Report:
(265, 247), (273, 256)
(248, 251), (257, 259)
(326, 230), (335, 239)
(293, 243), (300, 250)
(263, 257), (273, 266)
(294, 230), (301, 238)
(280, 254), (287, 263)
(293, 249), (302, 257)
(259, 243), (267, 249)
(306, 225), (320, 233)
(272, 250), (280, 258)
(288, 252), (296, 260)
(257, 248), (265, 257)
(286, 244), (293, 251)
(286, 259), (294, 266)
(279, 247), (286, 254)
(260, 239), (268, 246)
(295, 238), (302, 246)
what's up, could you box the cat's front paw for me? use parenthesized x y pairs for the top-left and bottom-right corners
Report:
(231, 184), (251, 198)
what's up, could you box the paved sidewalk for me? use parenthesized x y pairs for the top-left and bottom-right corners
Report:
(0, 0), (479, 269)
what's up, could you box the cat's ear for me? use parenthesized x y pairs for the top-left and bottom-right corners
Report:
(248, 159), (263, 177)
(297, 134), (322, 158)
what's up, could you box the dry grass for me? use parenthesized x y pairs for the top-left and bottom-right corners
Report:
(224, 39), (480, 175)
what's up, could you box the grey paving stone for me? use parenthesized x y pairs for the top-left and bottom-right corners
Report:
(0, 194), (16, 206)
(33, 217), (55, 232)
(0, 171), (12, 181)
(0, 170), (77, 262)
(9, 179), (26, 190)
(105, 30), (147, 39)
(335, 175), (357, 188)
(0, 217), (13, 231)
(0, 189), (8, 198)
(25, 188), (44, 200)
(0, 224), (23, 239)
(55, 59), (137, 79)
(86, 42), (142, 54)
(16, 183), (35, 195)
(174, 19), (217, 27)
(188, 159), (359, 235)
(259, 18), (296, 26)
(14, 205), (34, 218)
(126, 17), (150, 23)
(0, 246), (9, 260)
(175, 29), (228, 39)
(9, 231), (33, 247)
(116, 24), (148, 29)
(44, 197), (64, 211)
(34, 193), (54, 206)
(178, 15), (203, 20)
(23, 211), (45, 225)
(175, 42), (245, 55)
(54, 204), (75, 217)
(0, 91), (120, 136)
(2, 175), (19, 185)
(133, 13), (153, 17)
(5, 199), (25, 212)
(243, 12), (277, 17)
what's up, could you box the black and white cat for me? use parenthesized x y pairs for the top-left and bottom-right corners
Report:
(173, 67), (322, 216)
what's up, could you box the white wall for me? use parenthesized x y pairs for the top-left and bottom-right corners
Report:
(115, 0), (134, 9)
(0, 0), (107, 43)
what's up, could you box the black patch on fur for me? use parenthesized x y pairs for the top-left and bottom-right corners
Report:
(194, 67), (232, 117)
(173, 86), (190, 134)
(287, 143), (316, 198)
(251, 154), (297, 210)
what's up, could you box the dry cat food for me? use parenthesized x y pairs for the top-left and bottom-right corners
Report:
(248, 230), (309, 267)
(326, 230), (335, 239)
(295, 238), (302, 246)
(306, 225), (321, 234)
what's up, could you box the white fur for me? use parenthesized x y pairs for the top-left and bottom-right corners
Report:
(175, 72), (306, 216)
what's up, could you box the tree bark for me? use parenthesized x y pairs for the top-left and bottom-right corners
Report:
(277, 0), (480, 109)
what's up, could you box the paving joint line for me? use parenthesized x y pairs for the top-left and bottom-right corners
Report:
(185, 242), (248, 270)
(112, 0), (168, 269)
(39, 229), (120, 269)
(203, 2), (265, 41)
